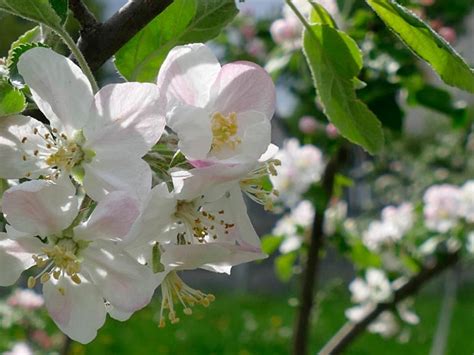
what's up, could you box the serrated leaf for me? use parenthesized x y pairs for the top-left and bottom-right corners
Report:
(275, 252), (297, 282)
(0, 78), (26, 117)
(309, 2), (337, 27)
(49, 0), (68, 24)
(7, 26), (41, 62)
(7, 42), (49, 77)
(115, 0), (238, 82)
(303, 23), (384, 154)
(0, 0), (63, 32)
(366, 0), (474, 93)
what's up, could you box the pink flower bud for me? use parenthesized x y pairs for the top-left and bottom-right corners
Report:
(270, 19), (298, 44)
(326, 123), (339, 138)
(240, 23), (256, 40)
(438, 26), (457, 43)
(298, 116), (318, 134)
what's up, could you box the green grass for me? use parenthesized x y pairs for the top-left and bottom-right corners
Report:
(67, 284), (474, 355)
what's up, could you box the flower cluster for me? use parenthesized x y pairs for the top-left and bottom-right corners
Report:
(0, 44), (277, 343)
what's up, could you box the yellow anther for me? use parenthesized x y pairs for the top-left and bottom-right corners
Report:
(27, 276), (36, 289)
(211, 112), (241, 151)
(40, 273), (50, 284)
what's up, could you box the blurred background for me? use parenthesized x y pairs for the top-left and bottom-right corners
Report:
(0, 0), (473, 354)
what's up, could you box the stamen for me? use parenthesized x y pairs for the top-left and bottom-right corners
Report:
(158, 272), (215, 328)
(211, 112), (241, 152)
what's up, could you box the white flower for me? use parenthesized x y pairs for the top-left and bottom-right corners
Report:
(368, 311), (400, 338)
(459, 180), (474, 223)
(423, 184), (462, 232)
(274, 200), (314, 253)
(324, 201), (347, 236)
(4, 342), (33, 355)
(0, 178), (155, 343)
(271, 139), (324, 208)
(363, 203), (414, 251)
(0, 47), (164, 201)
(156, 43), (275, 171)
(349, 268), (393, 304)
(7, 289), (44, 310)
(124, 180), (266, 325)
(467, 232), (474, 254)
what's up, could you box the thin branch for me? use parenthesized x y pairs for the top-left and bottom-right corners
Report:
(292, 146), (349, 355)
(319, 251), (460, 354)
(76, 0), (174, 72)
(69, 0), (98, 30)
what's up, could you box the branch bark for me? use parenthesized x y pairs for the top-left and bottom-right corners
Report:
(292, 146), (349, 355)
(69, 0), (98, 31)
(319, 251), (460, 354)
(75, 0), (173, 72)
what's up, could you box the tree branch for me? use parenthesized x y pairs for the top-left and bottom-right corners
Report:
(292, 146), (349, 355)
(76, 0), (173, 72)
(69, 0), (98, 31)
(319, 251), (460, 354)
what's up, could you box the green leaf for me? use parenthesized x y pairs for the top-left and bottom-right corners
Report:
(309, 2), (338, 27)
(366, 0), (474, 93)
(275, 252), (297, 282)
(152, 243), (165, 273)
(0, 78), (26, 117)
(303, 23), (384, 154)
(261, 235), (283, 255)
(49, 0), (68, 24)
(0, 0), (64, 32)
(115, 0), (238, 82)
(8, 31), (48, 77)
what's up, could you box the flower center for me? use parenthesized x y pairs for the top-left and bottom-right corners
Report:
(158, 271), (215, 327)
(211, 112), (241, 152)
(21, 127), (86, 179)
(27, 237), (83, 292)
(240, 159), (281, 211)
(174, 201), (234, 244)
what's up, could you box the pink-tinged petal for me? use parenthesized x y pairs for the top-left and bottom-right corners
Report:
(211, 61), (276, 119)
(82, 240), (156, 313)
(2, 178), (78, 236)
(157, 43), (221, 116)
(124, 183), (176, 247)
(74, 192), (140, 241)
(43, 277), (106, 344)
(167, 105), (212, 160)
(0, 116), (51, 179)
(160, 242), (266, 275)
(236, 110), (272, 163)
(83, 156), (152, 202)
(17, 48), (94, 136)
(0, 234), (42, 286)
(85, 83), (165, 158)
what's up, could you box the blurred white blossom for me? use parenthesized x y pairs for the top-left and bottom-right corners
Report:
(423, 184), (461, 232)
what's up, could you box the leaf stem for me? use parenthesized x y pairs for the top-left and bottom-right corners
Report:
(59, 29), (99, 93)
(286, 0), (314, 35)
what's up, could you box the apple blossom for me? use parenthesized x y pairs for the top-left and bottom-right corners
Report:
(7, 289), (44, 310)
(0, 47), (164, 201)
(0, 178), (155, 343)
(124, 181), (266, 325)
(156, 43), (275, 174)
(4, 342), (33, 355)
(271, 138), (324, 208)
(459, 180), (474, 223)
(423, 184), (462, 232)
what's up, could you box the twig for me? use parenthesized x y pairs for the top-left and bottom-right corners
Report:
(69, 0), (98, 30)
(319, 251), (460, 354)
(60, 335), (73, 355)
(76, 0), (173, 72)
(292, 146), (349, 355)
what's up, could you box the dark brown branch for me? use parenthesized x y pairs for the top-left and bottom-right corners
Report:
(319, 251), (460, 354)
(76, 0), (173, 72)
(292, 146), (349, 355)
(69, 0), (98, 31)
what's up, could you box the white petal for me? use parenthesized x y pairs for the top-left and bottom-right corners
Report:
(74, 191), (140, 241)
(157, 43), (221, 115)
(124, 183), (176, 247)
(18, 47), (94, 136)
(0, 234), (42, 286)
(43, 277), (106, 344)
(167, 105), (212, 160)
(0, 115), (51, 179)
(82, 156), (152, 201)
(85, 83), (165, 158)
(106, 304), (133, 322)
(161, 242), (266, 275)
(2, 178), (78, 236)
(82, 240), (156, 313)
(210, 61), (276, 119)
